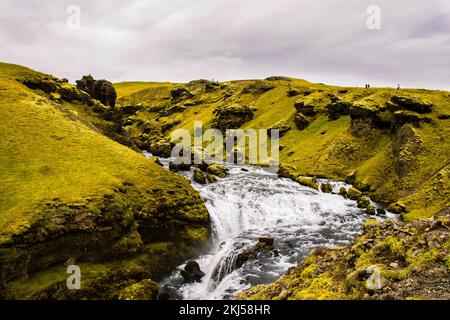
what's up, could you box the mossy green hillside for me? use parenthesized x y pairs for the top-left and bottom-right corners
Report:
(115, 78), (449, 221)
(0, 62), (210, 297)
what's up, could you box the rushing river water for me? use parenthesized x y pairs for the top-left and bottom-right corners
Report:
(144, 153), (392, 300)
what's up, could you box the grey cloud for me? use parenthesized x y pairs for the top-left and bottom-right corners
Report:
(0, 0), (448, 89)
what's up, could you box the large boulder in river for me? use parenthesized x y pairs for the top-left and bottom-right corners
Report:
(76, 75), (117, 108)
(387, 201), (407, 214)
(193, 169), (207, 184)
(320, 183), (333, 193)
(149, 139), (174, 157)
(180, 260), (205, 283)
(347, 187), (363, 201)
(207, 164), (228, 178)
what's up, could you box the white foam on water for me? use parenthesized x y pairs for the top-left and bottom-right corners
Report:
(144, 154), (390, 300)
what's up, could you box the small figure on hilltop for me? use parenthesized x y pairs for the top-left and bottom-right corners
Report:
(76, 75), (117, 108)
(397, 84), (401, 90)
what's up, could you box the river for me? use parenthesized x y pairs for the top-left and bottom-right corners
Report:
(144, 153), (392, 300)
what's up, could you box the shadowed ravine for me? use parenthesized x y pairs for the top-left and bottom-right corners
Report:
(145, 154), (394, 300)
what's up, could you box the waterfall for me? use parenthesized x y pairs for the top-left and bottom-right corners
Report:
(144, 154), (391, 300)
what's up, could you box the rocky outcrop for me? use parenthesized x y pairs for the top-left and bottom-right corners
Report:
(212, 104), (255, 131)
(294, 113), (310, 130)
(391, 96), (433, 114)
(295, 177), (319, 190)
(392, 124), (423, 178)
(294, 100), (317, 116)
(347, 187), (363, 201)
(149, 139), (174, 158)
(170, 87), (194, 101)
(387, 201), (407, 214)
(238, 214), (450, 300)
(180, 260), (205, 283)
(241, 81), (274, 95)
(320, 183), (333, 193)
(392, 110), (432, 130)
(236, 238), (276, 268)
(193, 169), (207, 184)
(206, 164), (228, 178)
(76, 75), (117, 108)
(327, 100), (352, 120)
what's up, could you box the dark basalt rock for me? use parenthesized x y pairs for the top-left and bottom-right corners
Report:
(170, 87), (194, 101)
(287, 88), (301, 97)
(21, 77), (58, 94)
(76, 75), (117, 108)
(294, 100), (317, 116)
(180, 260), (205, 283)
(241, 81), (274, 95)
(294, 113), (310, 130)
(121, 105), (141, 115)
(149, 139), (174, 158)
(211, 104), (255, 131)
(193, 169), (207, 184)
(236, 238), (275, 268)
(320, 183), (333, 193)
(265, 76), (291, 81)
(391, 96), (433, 114)
(393, 110), (432, 129)
(169, 161), (191, 172)
(327, 101), (352, 120)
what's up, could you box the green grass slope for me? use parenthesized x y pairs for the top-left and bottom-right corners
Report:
(0, 63), (209, 298)
(115, 78), (449, 221)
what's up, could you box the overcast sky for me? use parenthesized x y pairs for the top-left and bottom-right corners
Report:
(1, 0), (449, 89)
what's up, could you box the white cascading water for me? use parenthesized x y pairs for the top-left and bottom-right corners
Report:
(145, 154), (391, 300)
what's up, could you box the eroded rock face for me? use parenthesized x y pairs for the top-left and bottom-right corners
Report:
(211, 104), (255, 131)
(193, 169), (207, 184)
(149, 139), (174, 158)
(294, 100), (317, 116)
(171, 87), (194, 101)
(392, 124), (423, 178)
(236, 238), (275, 269)
(294, 113), (310, 130)
(391, 96), (433, 114)
(327, 101), (352, 120)
(76, 75), (117, 108)
(241, 81), (274, 95)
